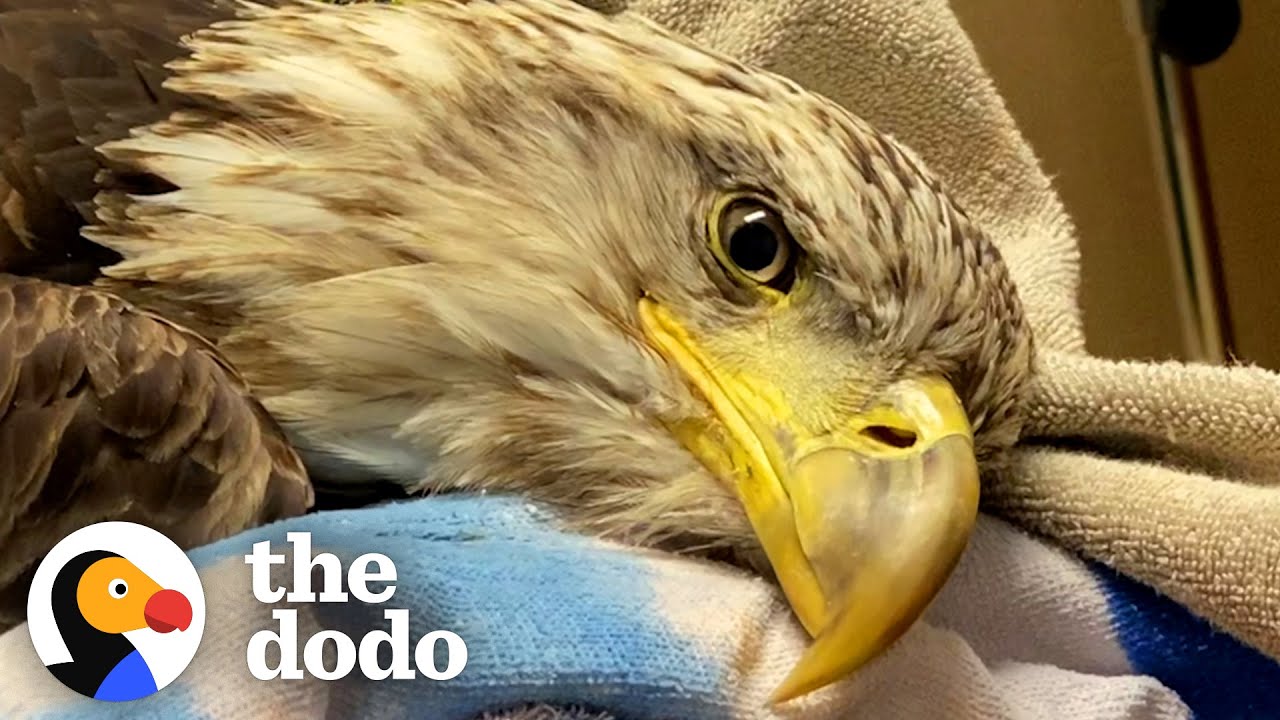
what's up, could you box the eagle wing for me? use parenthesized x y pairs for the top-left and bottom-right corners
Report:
(0, 274), (312, 627)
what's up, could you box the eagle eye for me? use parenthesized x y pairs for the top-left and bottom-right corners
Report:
(108, 579), (128, 599)
(710, 195), (797, 292)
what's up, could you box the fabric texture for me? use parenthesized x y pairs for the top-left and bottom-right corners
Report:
(11, 494), (1275, 720)
(580, 0), (1280, 669)
(4, 0), (1280, 718)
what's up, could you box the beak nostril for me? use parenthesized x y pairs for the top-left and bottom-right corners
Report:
(861, 424), (918, 449)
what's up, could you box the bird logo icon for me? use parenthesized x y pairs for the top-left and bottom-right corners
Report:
(26, 522), (205, 702)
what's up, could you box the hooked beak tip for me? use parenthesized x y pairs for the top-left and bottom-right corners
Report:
(634, 300), (979, 702)
(764, 429), (980, 702)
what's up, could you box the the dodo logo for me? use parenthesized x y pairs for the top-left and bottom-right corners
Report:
(26, 522), (205, 702)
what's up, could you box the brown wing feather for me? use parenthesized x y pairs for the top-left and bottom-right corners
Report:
(0, 273), (312, 628)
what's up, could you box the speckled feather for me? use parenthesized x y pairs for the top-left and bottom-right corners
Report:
(0, 0), (1032, 574)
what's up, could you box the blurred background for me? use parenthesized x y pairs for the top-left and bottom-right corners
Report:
(950, 0), (1275, 368)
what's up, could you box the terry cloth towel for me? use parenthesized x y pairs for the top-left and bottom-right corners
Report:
(5, 495), (1276, 720)
(585, 0), (1280, 672)
(2, 0), (1278, 719)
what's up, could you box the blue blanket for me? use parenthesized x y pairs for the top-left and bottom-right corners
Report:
(2, 496), (1277, 719)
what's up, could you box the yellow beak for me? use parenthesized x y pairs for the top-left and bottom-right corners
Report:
(638, 299), (980, 703)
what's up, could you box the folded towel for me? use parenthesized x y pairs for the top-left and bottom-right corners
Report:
(3, 495), (1275, 720)
(6, 0), (1279, 718)
(588, 0), (1280, 669)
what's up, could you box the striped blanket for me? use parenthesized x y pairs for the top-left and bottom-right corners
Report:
(0, 495), (1276, 719)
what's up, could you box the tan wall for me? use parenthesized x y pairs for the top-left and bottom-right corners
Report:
(1192, 1), (1280, 369)
(951, 1), (1189, 362)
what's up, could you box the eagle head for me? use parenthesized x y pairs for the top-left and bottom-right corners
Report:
(91, 0), (1034, 699)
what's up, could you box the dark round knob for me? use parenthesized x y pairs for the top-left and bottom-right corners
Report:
(1145, 0), (1242, 66)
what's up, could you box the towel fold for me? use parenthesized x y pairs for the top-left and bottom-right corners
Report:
(5, 0), (1279, 718)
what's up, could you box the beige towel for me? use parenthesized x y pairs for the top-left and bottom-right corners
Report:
(585, 0), (1280, 667)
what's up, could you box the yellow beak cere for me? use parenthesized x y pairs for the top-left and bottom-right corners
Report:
(638, 299), (980, 703)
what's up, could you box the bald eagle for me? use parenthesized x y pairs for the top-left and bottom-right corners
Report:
(0, 0), (1032, 699)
